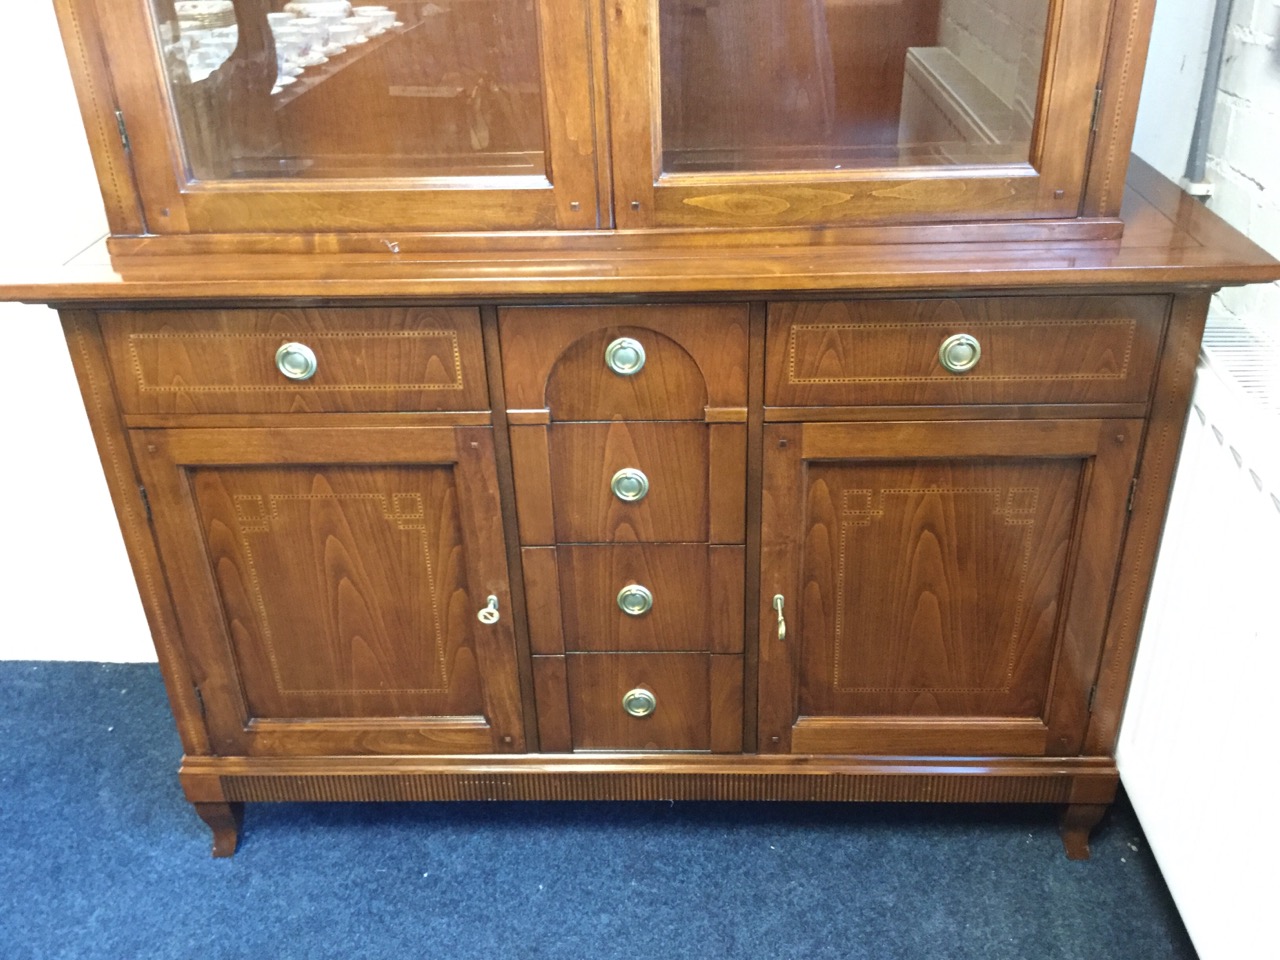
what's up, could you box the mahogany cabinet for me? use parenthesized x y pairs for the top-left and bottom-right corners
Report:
(4, 0), (1279, 861)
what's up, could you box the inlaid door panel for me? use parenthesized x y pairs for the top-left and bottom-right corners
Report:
(759, 419), (1141, 756)
(131, 425), (524, 756)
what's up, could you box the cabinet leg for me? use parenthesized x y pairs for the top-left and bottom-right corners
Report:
(1058, 802), (1108, 860)
(194, 801), (244, 858)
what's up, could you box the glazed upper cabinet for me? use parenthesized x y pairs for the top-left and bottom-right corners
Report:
(64, 0), (1123, 238)
(607, 0), (1109, 228)
(92, 0), (601, 232)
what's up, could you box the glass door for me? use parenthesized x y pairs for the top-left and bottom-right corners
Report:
(102, 0), (600, 233)
(607, 0), (1110, 228)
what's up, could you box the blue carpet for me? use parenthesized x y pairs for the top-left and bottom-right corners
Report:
(0, 662), (1195, 960)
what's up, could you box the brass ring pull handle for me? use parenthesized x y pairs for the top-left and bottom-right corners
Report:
(610, 467), (649, 502)
(604, 337), (646, 375)
(477, 595), (500, 624)
(773, 594), (786, 643)
(938, 333), (981, 374)
(622, 687), (656, 717)
(275, 342), (318, 380)
(617, 584), (653, 616)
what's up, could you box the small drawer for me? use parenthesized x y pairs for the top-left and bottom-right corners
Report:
(102, 306), (489, 414)
(526, 544), (744, 653)
(766, 296), (1167, 407)
(499, 304), (749, 420)
(566, 653), (711, 751)
(549, 421), (710, 542)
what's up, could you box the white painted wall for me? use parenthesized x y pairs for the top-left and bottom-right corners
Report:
(1130, 0), (1218, 182)
(0, 6), (154, 660)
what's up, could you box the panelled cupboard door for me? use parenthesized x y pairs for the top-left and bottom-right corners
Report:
(92, 0), (600, 232)
(606, 0), (1110, 228)
(759, 420), (1141, 757)
(131, 425), (526, 756)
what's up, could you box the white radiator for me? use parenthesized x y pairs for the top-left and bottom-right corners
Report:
(1117, 315), (1280, 960)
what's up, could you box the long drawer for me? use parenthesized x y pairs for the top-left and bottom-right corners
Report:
(766, 295), (1167, 407)
(101, 306), (489, 414)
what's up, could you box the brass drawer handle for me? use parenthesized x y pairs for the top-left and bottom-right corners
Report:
(610, 467), (649, 502)
(617, 584), (653, 616)
(275, 341), (318, 380)
(622, 687), (656, 717)
(938, 333), (981, 374)
(605, 337), (646, 375)
(773, 594), (786, 642)
(477, 594), (500, 624)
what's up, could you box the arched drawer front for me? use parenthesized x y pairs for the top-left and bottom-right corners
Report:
(498, 304), (749, 420)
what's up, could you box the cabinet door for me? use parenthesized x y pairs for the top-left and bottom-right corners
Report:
(607, 0), (1109, 229)
(132, 425), (525, 755)
(759, 419), (1140, 756)
(96, 0), (599, 233)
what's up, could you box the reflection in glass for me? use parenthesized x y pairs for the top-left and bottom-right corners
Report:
(151, 0), (547, 180)
(660, 0), (1050, 174)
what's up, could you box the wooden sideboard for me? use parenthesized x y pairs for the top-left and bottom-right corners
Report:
(5, 159), (1270, 857)
(3, 0), (1277, 858)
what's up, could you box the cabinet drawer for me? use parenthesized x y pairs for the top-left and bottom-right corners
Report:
(766, 296), (1167, 407)
(525, 544), (743, 653)
(549, 422), (710, 542)
(102, 306), (489, 414)
(499, 304), (749, 420)
(566, 653), (711, 751)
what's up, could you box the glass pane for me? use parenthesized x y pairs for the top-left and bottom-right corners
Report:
(660, 0), (1050, 174)
(152, 0), (547, 180)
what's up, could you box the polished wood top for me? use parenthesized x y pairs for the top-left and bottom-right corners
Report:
(1, 158), (1275, 305)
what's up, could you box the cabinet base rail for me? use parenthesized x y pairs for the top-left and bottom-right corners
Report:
(180, 755), (1117, 858)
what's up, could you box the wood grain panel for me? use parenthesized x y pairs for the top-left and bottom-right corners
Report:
(709, 655), (744, 753)
(102, 306), (489, 414)
(766, 296), (1167, 406)
(799, 457), (1082, 721)
(132, 425), (525, 755)
(498, 304), (749, 415)
(792, 717), (1049, 755)
(708, 424), (747, 542)
(509, 425), (556, 545)
(532, 655), (573, 752)
(190, 464), (485, 720)
(549, 422), (709, 542)
(566, 653), (710, 751)
(555, 544), (743, 652)
(758, 419), (1141, 758)
(521, 547), (565, 655)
